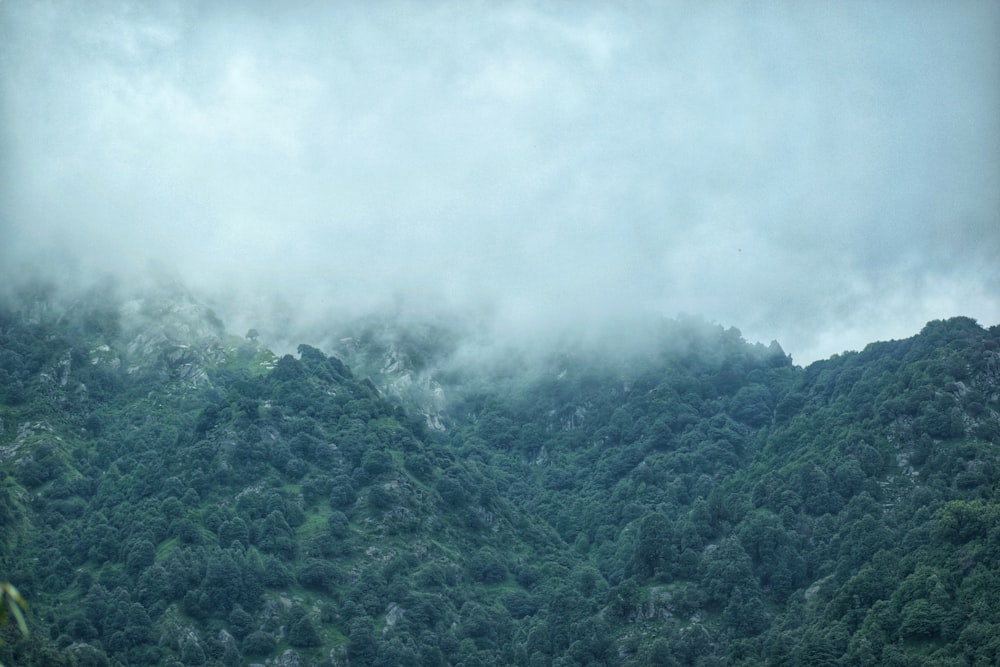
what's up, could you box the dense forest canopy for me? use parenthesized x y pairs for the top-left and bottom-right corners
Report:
(0, 284), (998, 666)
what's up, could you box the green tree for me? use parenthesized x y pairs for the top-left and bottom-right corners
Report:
(124, 539), (155, 575)
(899, 599), (938, 638)
(722, 587), (769, 637)
(348, 616), (377, 667)
(288, 614), (322, 647)
(631, 512), (674, 579)
(298, 558), (340, 593)
(242, 630), (275, 657)
(179, 639), (206, 665)
(701, 538), (756, 607)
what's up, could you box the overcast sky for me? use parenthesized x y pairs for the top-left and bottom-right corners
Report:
(2, 1), (998, 364)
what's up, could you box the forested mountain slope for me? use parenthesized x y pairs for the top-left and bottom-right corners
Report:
(0, 285), (997, 666)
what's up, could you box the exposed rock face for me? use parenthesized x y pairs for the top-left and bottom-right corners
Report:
(269, 649), (301, 667)
(119, 291), (227, 385)
(332, 326), (452, 430)
(217, 629), (236, 648)
(377, 345), (448, 430)
(629, 586), (673, 623)
(383, 602), (405, 634)
(0, 421), (58, 461)
(804, 574), (834, 602)
(89, 344), (121, 369)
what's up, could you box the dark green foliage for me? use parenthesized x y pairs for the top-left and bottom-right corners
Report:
(347, 616), (378, 667)
(288, 606), (322, 647)
(227, 606), (254, 639)
(630, 512), (674, 579)
(242, 630), (275, 657)
(329, 476), (357, 509)
(1, 290), (998, 666)
(468, 547), (507, 584)
(298, 558), (341, 593)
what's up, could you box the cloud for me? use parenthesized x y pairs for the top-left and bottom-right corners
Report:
(1, 0), (998, 364)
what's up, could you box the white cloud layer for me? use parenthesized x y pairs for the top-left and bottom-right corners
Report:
(2, 1), (998, 364)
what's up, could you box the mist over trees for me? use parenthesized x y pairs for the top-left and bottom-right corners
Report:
(2, 3), (996, 663)
(2, 1), (998, 367)
(0, 284), (998, 666)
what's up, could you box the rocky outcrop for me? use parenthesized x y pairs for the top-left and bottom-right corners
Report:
(119, 292), (227, 386)
(629, 586), (673, 623)
(271, 649), (302, 667)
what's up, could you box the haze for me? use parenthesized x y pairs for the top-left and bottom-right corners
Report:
(2, 1), (998, 365)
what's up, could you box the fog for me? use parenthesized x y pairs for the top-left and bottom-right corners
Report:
(2, 1), (998, 364)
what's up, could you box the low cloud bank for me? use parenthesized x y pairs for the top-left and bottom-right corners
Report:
(2, 1), (997, 364)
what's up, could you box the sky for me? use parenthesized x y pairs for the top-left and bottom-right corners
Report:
(1, 1), (998, 365)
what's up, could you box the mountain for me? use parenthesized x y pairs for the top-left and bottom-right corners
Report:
(0, 283), (998, 666)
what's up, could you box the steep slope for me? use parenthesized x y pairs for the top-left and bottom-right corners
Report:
(0, 286), (582, 667)
(0, 284), (998, 666)
(334, 315), (1000, 666)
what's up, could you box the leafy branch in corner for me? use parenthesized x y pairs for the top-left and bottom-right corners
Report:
(0, 582), (28, 666)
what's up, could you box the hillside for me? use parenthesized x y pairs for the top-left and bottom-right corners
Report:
(0, 284), (998, 666)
